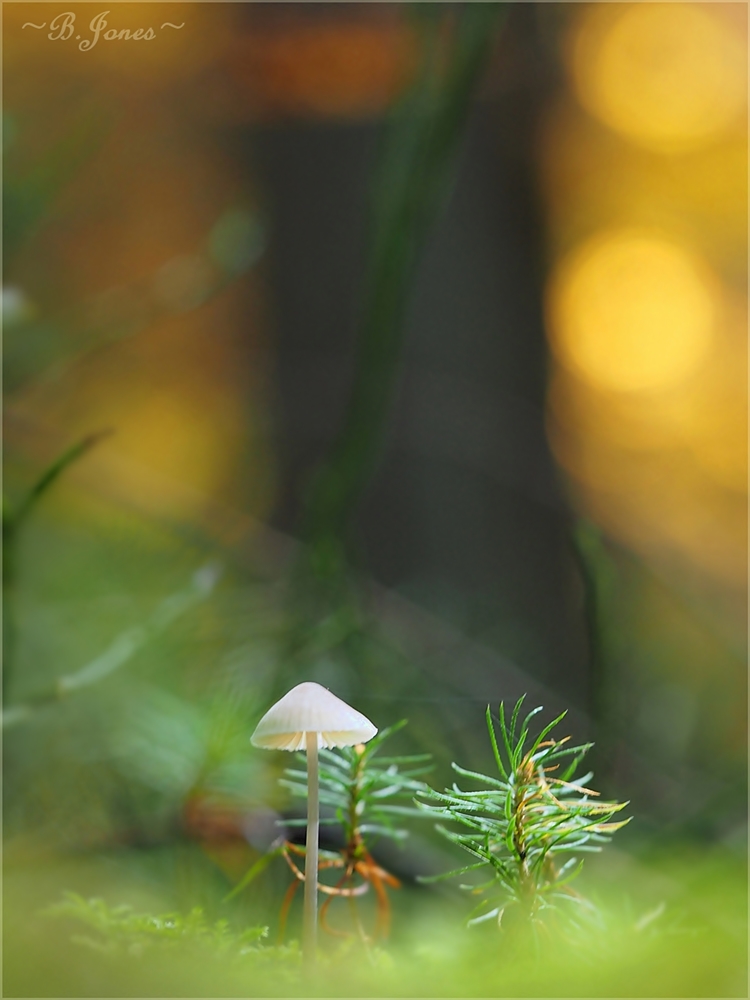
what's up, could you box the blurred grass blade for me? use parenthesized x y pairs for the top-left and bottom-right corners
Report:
(1, 563), (222, 729)
(223, 846), (285, 903)
(3, 103), (111, 260)
(298, 3), (506, 559)
(10, 430), (113, 528)
(3, 430), (112, 698)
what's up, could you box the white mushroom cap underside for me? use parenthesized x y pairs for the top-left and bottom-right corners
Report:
(251, 682), (377, 751)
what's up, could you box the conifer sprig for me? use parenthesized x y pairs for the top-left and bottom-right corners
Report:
(281, 720), (432, 846)
(418, 697), (630, 929)
(231, 721), (432, 942)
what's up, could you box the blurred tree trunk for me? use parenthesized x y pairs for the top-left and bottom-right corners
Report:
(242, 5), (588, 705)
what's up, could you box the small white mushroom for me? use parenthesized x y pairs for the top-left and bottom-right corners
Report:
(251, 682), (377, 964)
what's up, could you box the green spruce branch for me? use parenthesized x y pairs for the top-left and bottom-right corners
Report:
(230, 722), (431, 942)
(418, 697), (630, 933)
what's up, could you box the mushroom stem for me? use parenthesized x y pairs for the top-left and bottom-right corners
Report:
(303, 731), (319, 966)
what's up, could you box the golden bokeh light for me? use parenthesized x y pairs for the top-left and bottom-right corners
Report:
(544, 3), (746, 593)
(550, 344), (747, 491)
(546, 230), (718, 393)
(548, 413), (747, 589)
(659, 313), (748, 495)
(538, 98), (748, 283)
(548, 371), (676, 454)
(570, 3), (747, 153)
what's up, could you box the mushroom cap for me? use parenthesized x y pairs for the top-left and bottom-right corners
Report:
(251, 682), (378, 751)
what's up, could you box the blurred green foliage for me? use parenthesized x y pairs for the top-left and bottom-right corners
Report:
(45, 893), (270, 957)
(3, 103), (110, 261)
(5, 849), (746, 996)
